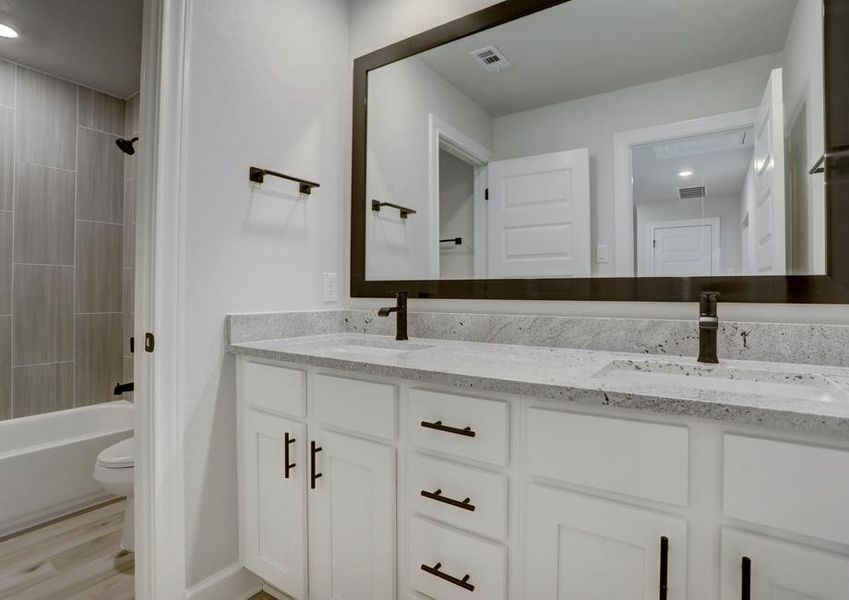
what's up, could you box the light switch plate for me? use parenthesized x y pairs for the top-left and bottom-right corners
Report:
(322, 272), (338, 302)
(596, 244), (609, 264)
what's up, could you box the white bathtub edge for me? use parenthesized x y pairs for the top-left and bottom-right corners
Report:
(0, 492), (116, 539)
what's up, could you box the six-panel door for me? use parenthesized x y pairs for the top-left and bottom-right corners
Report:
(241, 409), (307, 599)
(524, 484), (687, 599)
(308, 430), (397, 600)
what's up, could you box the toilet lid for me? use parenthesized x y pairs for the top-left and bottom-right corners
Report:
(97, 437), (134, 468)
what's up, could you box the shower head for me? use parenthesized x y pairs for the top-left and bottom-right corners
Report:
(115, 137), (138, 155)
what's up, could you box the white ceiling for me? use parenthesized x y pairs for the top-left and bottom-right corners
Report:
(419, 0), (798, 117)
(0, 0), (142, 99)
(632, 127), (754, 205)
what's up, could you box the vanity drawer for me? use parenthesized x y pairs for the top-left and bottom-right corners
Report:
(313, 374), (397, 440)
(410, 517), (506, 600)
(527, 409), (689, 506)
(242, 360), (306, 418)
(409, 453), (508, 540)
(409, 389), (509, 466)
(723, 434), (849, 544)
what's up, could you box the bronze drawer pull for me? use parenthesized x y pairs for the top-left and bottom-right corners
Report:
(741, 556), (751, 600)
(310, 441), (322, 489)
(421, 489), (475, 511)
(284, 433), (296, 479)
(420, 420), (476, 437)
(659, 536), (668, 600)
(421, 562), (475, 592)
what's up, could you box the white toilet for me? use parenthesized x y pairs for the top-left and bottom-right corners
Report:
(93, 437), (135, 552)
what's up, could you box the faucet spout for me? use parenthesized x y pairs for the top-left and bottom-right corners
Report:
(377, 292), (408, 340)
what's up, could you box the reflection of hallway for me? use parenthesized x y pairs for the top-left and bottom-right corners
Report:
(0, 499), (132, 599)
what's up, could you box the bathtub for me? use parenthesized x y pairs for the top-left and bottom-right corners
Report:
(0, 400), (133, 537)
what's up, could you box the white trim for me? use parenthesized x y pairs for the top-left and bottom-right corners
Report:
(647, 217), (721, 276)
(613, 108), (757, 276)
(184, 563), (262, 600)
(427, 114), (492, 278)
(135, 0), (190, 597)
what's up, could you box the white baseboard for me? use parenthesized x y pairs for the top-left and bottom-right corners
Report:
(185, 563), (261, 600)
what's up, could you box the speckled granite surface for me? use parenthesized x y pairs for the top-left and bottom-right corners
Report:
(227, 309), (849, 367)
(228, 332), (849, 437)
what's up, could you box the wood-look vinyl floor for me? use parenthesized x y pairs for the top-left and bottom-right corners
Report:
(0, 499), (133, 600)
(249, 593), (277, 600)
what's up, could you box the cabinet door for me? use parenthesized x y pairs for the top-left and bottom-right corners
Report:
(524, 484), (687, 599)
(721, 528), (849, 599)
(241, 410), (307, 599)
(309, 430), (396, 600)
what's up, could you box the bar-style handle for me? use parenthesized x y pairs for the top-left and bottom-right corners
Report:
(284, 433), (296, 479)
(421, 489), (476, 512)
(421, 562), (475, 592)
(741, 556), (751, 600)
(310, 441), (322, 489)
(420, 420), (476, 438)
(659, 536), (668, 600)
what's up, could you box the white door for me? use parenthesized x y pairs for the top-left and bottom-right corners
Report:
(721, 528), (849, 599)
(651, 218), (719, 276)
(487, 149), (591, 278)
(752, 68), (786, 274)
(241, 410), (307, 599)
(309, 430), (396, 600)
(524, 484), (687, 599)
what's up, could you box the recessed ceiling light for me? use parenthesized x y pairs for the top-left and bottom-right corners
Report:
(0, 23), (18, 39)
(678, 169), (694, 178)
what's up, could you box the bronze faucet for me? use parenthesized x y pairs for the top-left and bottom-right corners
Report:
(378, 291), (408, 341)
(697, 291), (720, 364)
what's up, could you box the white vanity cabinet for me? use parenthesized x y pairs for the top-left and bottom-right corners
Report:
(236, 355), (849, 600)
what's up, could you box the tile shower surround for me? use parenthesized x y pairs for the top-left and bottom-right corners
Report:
(0, 59), (137, 419)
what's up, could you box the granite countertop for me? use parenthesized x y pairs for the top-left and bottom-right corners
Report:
(229, 332), (849, 438)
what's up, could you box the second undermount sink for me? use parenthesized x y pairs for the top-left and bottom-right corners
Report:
(593, 360), (849, 402)
(322, 338), (433, 359)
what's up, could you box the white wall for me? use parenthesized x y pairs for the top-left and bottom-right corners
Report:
(741, 166), (758, 275)
(439, 150), (475, 278)
(366, 56), (492, 279)
(636, 196), (743, 276)
(492, 54), (780, 276)
(181, 0), (350, 587)
(348, 0), (848, 325)
(782, 0), (826, 274)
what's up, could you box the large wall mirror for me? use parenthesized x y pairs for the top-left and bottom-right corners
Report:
(351, 0), (849, 302)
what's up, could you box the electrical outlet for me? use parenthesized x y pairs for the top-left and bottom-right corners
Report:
(596, 244), (609, 264)
(322, 272), (338, 302)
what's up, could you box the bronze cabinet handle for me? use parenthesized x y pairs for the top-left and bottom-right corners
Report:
(421, 489), (475, 512)
(310, 441), (322, 489)
(741, 556), (751, 600)
(284, 433), (296, 479)
(421, 562), (474, 592)
(420, 420), (476, 438)
(659, 536), (668, 600)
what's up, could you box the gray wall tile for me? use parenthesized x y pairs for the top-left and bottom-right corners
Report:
(0, 59), (13, 107)
(122, 312), (134, 356)
(0, 107), (12, 210)
(76, 313), (122, 405)
(13, 265), (74, 365)
(12, 362), (74, 418)
(76, 220), (122, 313)
(122, 357), (133, 400)
(0, 317), (9, 419)
(0, 212), (10, 315)
(122, 268), (134, 314)
(78, 88), (125, 135)
(77, 128), (123, 223)
(14, 163), (75, 265)
(16, 66), (76, 170)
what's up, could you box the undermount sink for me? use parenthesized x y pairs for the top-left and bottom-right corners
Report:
(593, 360), (849, 402)
(323, 338), (433, 358)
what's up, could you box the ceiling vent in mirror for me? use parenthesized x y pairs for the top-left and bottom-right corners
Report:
(678, 185), (706, 200)
(471, 45), (512, 72)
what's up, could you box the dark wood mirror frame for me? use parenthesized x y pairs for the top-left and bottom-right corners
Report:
(351, 0), (849, 303)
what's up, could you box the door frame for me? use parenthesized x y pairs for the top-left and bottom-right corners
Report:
(613, 108), (757, 276)
(427, 114), (492, 278)
(135, 0), (190, 597)
(648, 217), (721, 276)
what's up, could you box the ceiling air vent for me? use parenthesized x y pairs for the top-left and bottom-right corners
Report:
(470, 45), (512, 72)
(678, 185), (706, 200)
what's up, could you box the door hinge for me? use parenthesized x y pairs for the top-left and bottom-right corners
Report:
(144, 332), (155, 353)
(484, 188), (489, 201)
